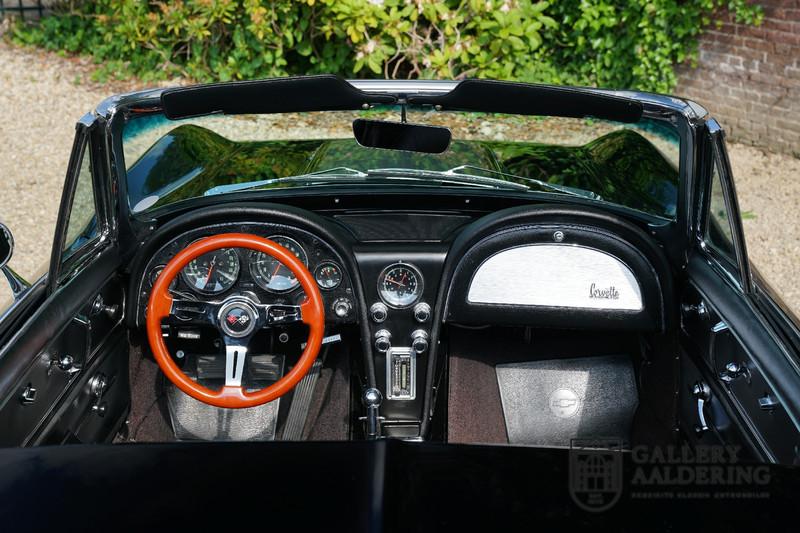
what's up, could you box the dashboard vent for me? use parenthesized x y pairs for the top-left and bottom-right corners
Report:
(335, 213), (472, 242)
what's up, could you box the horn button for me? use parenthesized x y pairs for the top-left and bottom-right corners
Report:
(218, 299), (258, 338)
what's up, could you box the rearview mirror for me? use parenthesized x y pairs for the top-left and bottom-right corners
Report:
(0, 222), (13, 269)
(353, 119), (451, 154)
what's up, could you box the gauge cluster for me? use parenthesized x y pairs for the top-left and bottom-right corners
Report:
(138, 224), (355, 325)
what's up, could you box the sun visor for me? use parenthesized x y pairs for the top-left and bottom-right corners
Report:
(161, 75), (397, 119)
(408, 79), (643, 123)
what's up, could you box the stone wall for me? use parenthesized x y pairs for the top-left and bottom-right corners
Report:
(676, 0), (800, 155)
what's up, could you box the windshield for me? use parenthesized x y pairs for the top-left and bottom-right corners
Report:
(121, 105), (681, 219)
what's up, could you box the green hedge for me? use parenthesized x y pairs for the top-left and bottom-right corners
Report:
(12, 0), (761, 93)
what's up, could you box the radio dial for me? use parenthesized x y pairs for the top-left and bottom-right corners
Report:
(411, 330), (429, 354)
(370, 302), (388, 323)
(413, 302), (431, 323)
(375, 329), (392, 353)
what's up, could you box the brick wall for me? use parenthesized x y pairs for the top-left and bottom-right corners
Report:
(676, 0), (800, 155)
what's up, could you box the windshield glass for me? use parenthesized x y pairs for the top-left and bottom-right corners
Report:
(121, 105), (681, 219)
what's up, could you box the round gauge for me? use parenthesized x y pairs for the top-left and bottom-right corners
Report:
(149, 265), (177, 291)
(180, 248), (240, 295)
(250, 235), (308, 293)
(378, 263), (423, 308)
(315, 262), (343, 290)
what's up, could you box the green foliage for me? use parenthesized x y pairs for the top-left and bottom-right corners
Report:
(11, 0), (762, 92)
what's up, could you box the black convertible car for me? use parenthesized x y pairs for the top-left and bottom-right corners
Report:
(0, 76), (798, 530)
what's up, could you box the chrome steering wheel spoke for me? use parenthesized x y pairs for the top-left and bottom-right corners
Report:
(261, 303), (303, 326)
(170, 298), (220, 326)
(223, 338), (248, 388)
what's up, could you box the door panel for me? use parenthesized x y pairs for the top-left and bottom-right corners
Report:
(679, 349), (760, 460)
(681, 255), (800, 464)
(0, 317), (89, 446)
(0, 248), (128, 446)
(33, 330), (129, 445)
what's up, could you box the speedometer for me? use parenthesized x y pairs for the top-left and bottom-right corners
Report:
(250, 235), (308, 292)
(181, 248), (240, 295)
(378, 263), (423, 308)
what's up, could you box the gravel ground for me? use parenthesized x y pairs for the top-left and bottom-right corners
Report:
(0, 41), (798, 314)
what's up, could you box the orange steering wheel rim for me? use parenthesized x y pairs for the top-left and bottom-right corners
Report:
(146, 233), (325, 408)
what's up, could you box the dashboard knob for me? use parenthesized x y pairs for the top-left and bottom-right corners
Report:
(370, 302), (388, 323)
(413, 302), (431, 323)
(374, 329), (392, 353)
(332, 298), (352, 318)
(411, 330), (429, 354)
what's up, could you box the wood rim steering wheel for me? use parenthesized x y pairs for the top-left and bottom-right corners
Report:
(146, 233), (325, 408)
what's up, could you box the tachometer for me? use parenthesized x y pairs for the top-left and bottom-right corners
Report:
(250, 235), (308, 292)
(181, 248), (240, 295)
(378, 263), (422, 308)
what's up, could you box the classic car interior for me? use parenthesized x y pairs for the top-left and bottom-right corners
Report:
(1, 77), (799, 469)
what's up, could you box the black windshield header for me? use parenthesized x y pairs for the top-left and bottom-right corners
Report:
(161, 76), (644, 123)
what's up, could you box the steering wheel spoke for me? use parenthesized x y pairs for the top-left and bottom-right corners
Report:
(263, 304), (304, 326)
(223, 338), (248, 388)
(170, 298), (220, 326)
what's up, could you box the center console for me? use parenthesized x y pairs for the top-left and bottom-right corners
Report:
(353, 243), (447, 438)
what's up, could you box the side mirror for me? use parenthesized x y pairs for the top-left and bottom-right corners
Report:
(0, 222), (29, 300)
(0, 222), (13, 269)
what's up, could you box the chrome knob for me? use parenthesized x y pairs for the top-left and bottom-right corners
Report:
(413, 302), (431, 323)
(332, 298), (352, 318)
(370, 302), (388, 323)
(411, 330), (429, 354)
(89, 373), (108, 397)
(374, 329), (392, 353)
(362, 387), (382, 407)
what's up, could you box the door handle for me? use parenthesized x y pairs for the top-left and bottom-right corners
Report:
(692, 381), (712, 435)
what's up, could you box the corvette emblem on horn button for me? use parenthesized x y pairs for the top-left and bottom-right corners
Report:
(218, 301), (258, 338)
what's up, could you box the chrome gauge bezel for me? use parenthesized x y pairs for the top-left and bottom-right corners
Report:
(149, 265), (178, 291)
(314, 261), (343, 290)
(249, 235), (308, 293)
(180, 248), (241, 295)
(377, 262), (424, 309)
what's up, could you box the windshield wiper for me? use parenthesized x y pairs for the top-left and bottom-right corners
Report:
(203, 167), (368, 196)
(365, 167), (530, 191)
(203, 164), (601, 201)
(367, 166), (601, 200)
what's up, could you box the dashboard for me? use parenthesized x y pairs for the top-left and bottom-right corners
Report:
(129, 203), (672, 439)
